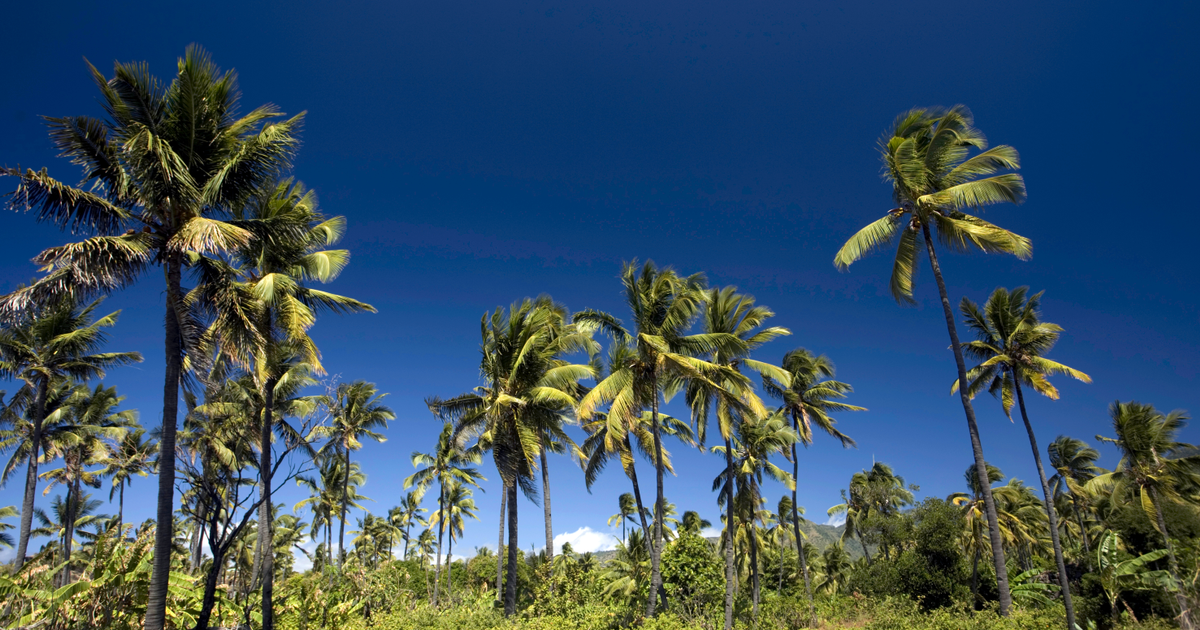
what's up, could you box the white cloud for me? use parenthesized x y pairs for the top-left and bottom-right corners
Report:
(825, 512), (846, 527)
(553, 527), (619, 554)
(699, 527), (722, 539)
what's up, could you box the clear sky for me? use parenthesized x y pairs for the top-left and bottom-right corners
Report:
(1, 1), (1198, 563)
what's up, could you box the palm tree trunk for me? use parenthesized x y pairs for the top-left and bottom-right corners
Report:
(623, 434), (652, 555)
(723, 437), (736, 630)
(749, 516), (760, 619)
(920, 221), (1012, 616)
(778, 544), (783, 594)
(338, 443), (349, 570)
(258, 379), (278, 630)
(971, 545), (981, 608)
(1148, 486), (1194, 630)
(646, 386), (665, 617)
(194, 512), (224, 630)
(504, 477), (519, 616)
(147, 255), (185, 630)
(433, 484), (445, 606)
(446, 533), (454, 605)
(1012, 378), (1075, 629)
(790, 430), (817, 627)
(1073, 496), (1092, 569)
(857, 529), (872, 566)
(539, 440), (554, 592)
(14, 376), (48, 572)
(62, 464), (80, 586)
(496, 485), (506, 601)
(118, 483), (126, 533)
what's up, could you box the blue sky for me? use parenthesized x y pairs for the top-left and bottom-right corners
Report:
(1, 1), (1198, 562)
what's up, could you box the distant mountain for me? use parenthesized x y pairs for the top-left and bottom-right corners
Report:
(589, 521), (866, 564)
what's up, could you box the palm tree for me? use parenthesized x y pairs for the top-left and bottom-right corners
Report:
(38, 383), (136, 583)
(601, 528), (652, 607)
(765, 496), (800, 594)
(680, 510), (711, 534)
(813, 542), (852, 595)
(428, 481), (479, 605)
(98, 427), (157, 530)
(295, 453), (369, 568)
(948, 462), (1007, 606)
(577, 263), (754, 617)
(712, 411), (797, 618)
(405, 422), (485, 606)
(764, 348), (860, 625)
(1048, 435), (1104, 565)
(0, 298), (140, 570)
(31, 492), (108, 565)
(321, 381), (393, 569)
(610, 493), (638, 542)
(955, 287), (1090, 627)
(392, 492), (426, 560)
(1093, 402), (1198, 629)
(0, 48), (303, 629)
(0, 505), (17, 548)
(833, 106), (1029, 615)
(429, 296), (595, 616)
(685, 286), (787, 629)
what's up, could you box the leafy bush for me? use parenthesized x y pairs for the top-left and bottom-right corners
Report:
(661, 532), (724, 623)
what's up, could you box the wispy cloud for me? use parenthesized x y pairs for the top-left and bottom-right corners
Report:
(824, 512), (846, 527)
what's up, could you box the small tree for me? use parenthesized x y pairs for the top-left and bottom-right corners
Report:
(661, 531), (724, 624)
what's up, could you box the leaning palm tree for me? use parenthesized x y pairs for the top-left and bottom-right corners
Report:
(955, 287), (1091, 627)
(577, 262), (752, 617)
(763, 348), (860, 626)
(0, 48), (302, 629)
(0, 297), (140, 570)
(405, 422), (485, 606)
(685, 286), (787, 629)
(98, 427), (157, 531)
(429, 296), (595, 616)
(320, 381), (393, 569)
(833, 106), (1029, 614)
(1048, 435), (1105, 564)
(1092, 402), (1198, 629)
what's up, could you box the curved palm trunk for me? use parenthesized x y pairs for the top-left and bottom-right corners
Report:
(193, 514), (225, 630)
(14, 377), (49, 572)
(723, 437), (736, 630)
(790, 440), (817, 627)
(623, 434), (652, 555)
(495, 487), (505, 600)
(1148, 486), (1194, 630)
(539, 442), (554, 592)
(920, 222), (1012, 615)
(504, 478), (519, 616)
(646, 387), (665, 617)
(433, 484), (446, 606)
(258, 381), (277, 630)
(856, 527), (872, 566)
(147, 256), (185, 630)
(1012, 379), (1075, 629)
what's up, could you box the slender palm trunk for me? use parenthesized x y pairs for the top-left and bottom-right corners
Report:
(14, 377), (48, 572)
(1073, 496), (1091, 569)
(258, 380), (277, 630)
(1148, 486), (1194, 629)
(117, 484), (125, 533)
(790, 424), (817, 627)
(857, 529), (872, 566)
(539, 441), (554, 592)
(147, 256), (184, 630)
(723, 437), (736, 630)
(623, 434), (652, 555)
(496, 486), (506, 600)
(193, 514), (225, 630)
(749, 511), (760, 619)
(433, 484), (446, 606)
(1012, 378), (1075, 629)
(777, 544), (783, 594)
(446, 534), (454, 605)
(61, 464), (80, 586)
(971, 545), (981, 607)
(646, 386), (665, 617)
(920, 221), (1012, 615)
(338, 443), (349, 569)
(504, 478), (519, 616)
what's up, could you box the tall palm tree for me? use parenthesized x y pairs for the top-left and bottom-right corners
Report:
(949, 462), (1008, 606)
(405, 422), (485, 606)
(429, 296), (595, 616)
(31, 492), (107, 565)
(685, 287), (787, 629)
(610, 493), (638, 542)
(766, 495), (799, 595)
(428, 481), (479, 605)
(0, 48), (302, 629)
(712, 411), (797, 618)
(956, 287), (1091, 627)
(98, 427), (157, 531)
(763, 348), (860, 626)
(321, 381), (393, 569)
(392, 491), (426, 560)
(1092, 402), (1199, 630)
(0, 298), (140, 570)
(295, 452), (370, 568)
(577, 262), (752, 617)
(833, 106), (1030, 614)
(1048, 435), (1104, 564)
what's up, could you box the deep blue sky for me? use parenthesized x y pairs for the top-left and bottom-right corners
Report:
(1, 1), (1198, 561)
